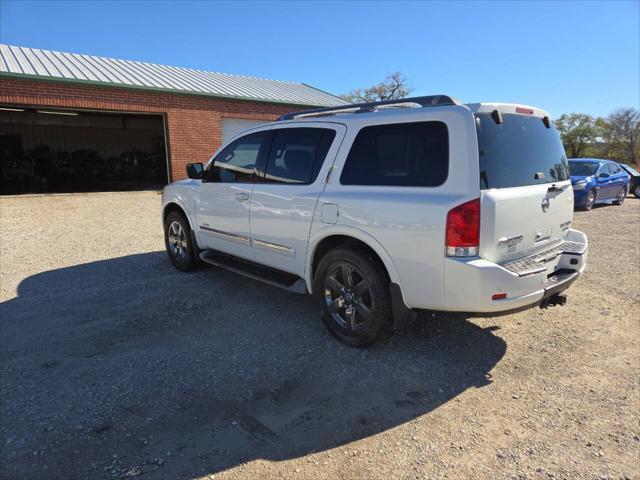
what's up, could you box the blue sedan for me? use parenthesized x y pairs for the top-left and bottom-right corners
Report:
(568, 158), (629, 211)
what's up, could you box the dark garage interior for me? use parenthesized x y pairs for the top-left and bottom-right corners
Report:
(0, 106), (168, 195)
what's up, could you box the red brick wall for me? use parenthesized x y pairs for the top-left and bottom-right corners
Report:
(0, 77), (305, 181)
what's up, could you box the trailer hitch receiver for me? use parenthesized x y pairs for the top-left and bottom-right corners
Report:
(540, 293), (567, 309)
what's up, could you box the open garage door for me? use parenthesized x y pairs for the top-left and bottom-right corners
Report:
(0, 106), (168, 195)
(221, 117), (267, 144)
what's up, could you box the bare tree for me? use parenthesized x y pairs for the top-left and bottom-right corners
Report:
(341, 72), (412, 103)
(607, 107), (640, 166)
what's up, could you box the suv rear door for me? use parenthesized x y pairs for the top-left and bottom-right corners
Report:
(249, 122), (346, 276)
(475, 109), (573, 264)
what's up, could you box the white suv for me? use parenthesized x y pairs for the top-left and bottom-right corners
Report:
(162, 96), (588, 347)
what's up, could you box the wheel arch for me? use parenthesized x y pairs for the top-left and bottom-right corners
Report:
(162, 200), (195, 231)
(306, 228), (402, 296)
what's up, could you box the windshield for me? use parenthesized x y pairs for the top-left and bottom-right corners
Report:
(476, 113), (569, 189)
(569, 161), (599, 176)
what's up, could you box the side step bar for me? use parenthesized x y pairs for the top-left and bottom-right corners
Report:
(199, 250), (308, 294)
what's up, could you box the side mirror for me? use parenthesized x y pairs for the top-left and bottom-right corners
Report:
(598, 172), (610, 179)
(186, 163), (204, 180)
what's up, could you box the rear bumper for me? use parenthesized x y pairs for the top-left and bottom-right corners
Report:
(440, 229), (588, 314)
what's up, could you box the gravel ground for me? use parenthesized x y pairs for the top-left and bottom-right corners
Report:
(0, 191), (638, 480)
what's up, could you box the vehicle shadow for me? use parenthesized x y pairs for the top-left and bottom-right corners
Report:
(0, 252), (506, 479)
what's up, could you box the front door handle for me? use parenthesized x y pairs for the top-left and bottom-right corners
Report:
(235, 192), (250, 201)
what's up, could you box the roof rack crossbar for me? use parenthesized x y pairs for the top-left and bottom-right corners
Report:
(276, 95), (459, 121)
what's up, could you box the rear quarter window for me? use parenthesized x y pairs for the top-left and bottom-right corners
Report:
(340, 121), (448, 187)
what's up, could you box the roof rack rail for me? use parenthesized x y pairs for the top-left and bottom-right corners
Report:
(277, 95), (459, 121)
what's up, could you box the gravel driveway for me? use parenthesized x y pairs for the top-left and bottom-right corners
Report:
(1, 191), (638, 480)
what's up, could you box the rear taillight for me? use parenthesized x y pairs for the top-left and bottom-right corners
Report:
(445, 198), (480, 257)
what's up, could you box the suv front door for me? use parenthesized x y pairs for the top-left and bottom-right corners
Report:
(196, 129), (269, 259)
(249, 123), (345, 276)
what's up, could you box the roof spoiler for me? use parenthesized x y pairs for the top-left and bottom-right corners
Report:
(277, 95), (460, 121)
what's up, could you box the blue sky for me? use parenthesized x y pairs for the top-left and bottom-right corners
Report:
(0, 0), (638, 118)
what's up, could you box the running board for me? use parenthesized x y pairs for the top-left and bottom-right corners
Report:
(199, 250), (308, 294)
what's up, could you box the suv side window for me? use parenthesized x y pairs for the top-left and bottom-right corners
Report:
(263, 128), (336, 184)
(206, 131), (268, 183)
(340, 121), (448, 187)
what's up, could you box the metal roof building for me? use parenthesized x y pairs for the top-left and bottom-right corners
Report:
(0, 44), (346, 107)
(0, 44), (347, 194)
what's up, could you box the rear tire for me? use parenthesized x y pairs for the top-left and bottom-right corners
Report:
(313, 247), (393, 348)
(581, 190), (596, 211)
(164, 211), (197, 271)
(633, 184), (640, 199)
(613, 187), (627, 205)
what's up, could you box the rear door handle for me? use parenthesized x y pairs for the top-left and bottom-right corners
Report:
(235, 192), (250, 201)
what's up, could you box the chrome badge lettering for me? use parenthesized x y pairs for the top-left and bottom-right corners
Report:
(498, 235), (524, 249)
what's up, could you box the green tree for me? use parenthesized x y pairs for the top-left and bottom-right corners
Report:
(341, 72), (412, 103)
(554, 113), (598, 158)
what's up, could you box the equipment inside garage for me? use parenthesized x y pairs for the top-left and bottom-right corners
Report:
(0, 106), (168, 195)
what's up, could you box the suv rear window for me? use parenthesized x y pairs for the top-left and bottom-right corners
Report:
(264, 128), (336, 184)
(476, 113), (569, 189)
(340, 121), (448, 187)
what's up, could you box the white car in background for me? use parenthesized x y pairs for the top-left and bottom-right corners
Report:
(162, 95), (588, 347)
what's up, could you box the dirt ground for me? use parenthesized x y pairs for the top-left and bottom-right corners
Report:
(0, 191), (638, 480)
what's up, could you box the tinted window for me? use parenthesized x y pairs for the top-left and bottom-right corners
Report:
(476, 113), (569, 189)
(609, 162), (621, 174)
(264, 128), (336, 184)
(340, 121), (448, 186)
(569, 161), (599, 176)
(206, 131), (267, 183)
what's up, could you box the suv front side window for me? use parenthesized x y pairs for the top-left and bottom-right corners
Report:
(206, 131), (268, 183)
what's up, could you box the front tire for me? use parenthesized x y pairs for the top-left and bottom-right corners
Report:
(613, 187), (627, 205)
(313, 247), (393, 348)
(164, 211), (197, 271)
(633, 184), (640, 199)
(581, 190), (596, 211)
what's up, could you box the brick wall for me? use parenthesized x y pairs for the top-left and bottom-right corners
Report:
(0, 77), (305, 181)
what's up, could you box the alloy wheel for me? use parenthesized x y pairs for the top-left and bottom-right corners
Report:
(168, 221), (188, 261)
(324, 263), (374, 331)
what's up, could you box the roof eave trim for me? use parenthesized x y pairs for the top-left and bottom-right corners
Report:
(0, 72), (336, 108)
